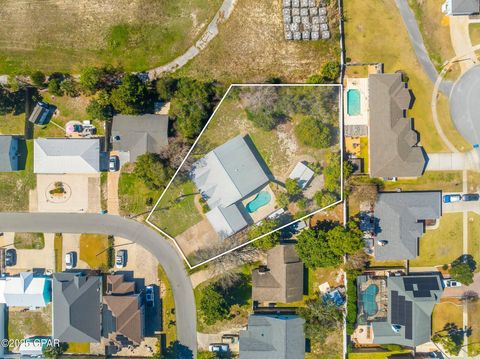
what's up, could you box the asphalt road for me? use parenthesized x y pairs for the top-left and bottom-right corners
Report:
(0, 213), (197, 358)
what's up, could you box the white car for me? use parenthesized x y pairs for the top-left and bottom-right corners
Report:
(65, 252), (76, 269)
(443, 279), (462, 288)
(208, 343), (229, 352)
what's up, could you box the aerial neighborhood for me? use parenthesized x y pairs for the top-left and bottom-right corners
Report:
(0, 0), (479, 358)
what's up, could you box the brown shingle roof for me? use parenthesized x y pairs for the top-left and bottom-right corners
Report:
(252, 245), (303, 303)
(106, 274), (135, 295)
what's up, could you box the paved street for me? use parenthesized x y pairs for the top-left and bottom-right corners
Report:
(0, 213), (197, 357)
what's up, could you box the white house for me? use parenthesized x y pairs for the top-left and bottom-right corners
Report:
(0, 272), (51, 309)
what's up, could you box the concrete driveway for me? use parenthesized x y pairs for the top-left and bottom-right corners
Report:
(443, 273), (480, 297)
(61, 233), (88, 271)
(0, 213), (196, 357)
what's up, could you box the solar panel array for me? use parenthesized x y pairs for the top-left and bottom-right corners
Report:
(390, 290), (413, 340)
(403, 276), (439, 298)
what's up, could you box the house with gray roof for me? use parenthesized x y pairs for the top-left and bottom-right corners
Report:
(192, 135), (270, 239)
(52, 273), (102, 343)
(252, 244), (304, 303)
(239, 314), (305, 359)
(374, 191), (442, 260)
(0, 135), (24, 172)
(368, 73), (426, 178)
(34, 138), (101, 174)
(111, 114), (169, 162)
(357, 274), (443, 347)
(442, 0), (479, 15)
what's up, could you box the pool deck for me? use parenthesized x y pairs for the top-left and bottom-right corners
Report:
(344, 77), (369, 127)
(241, 185), (278, 224)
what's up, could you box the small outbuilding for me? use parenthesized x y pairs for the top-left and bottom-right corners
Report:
(28, 102), (56, 125)
(288, 161), (314, 189)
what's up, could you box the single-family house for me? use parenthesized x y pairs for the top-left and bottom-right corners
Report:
(192, 135), (270, 239)
(374, 192), (442, 260)
(239, 314), (305, 359)
(34, 138), (101, 174)
(357, 274), (443, 347)
(0, 272), (51, 308)
(252, 244), (304, 303)
(102, 275), (145, 350)
(28, 102), (56, 125)
(368, 73), (426, 178)
(442, 0), (479, 15)
(111, 114), (169, 162)
(0, 135), (24, 172)
(52, 273), (102, 343)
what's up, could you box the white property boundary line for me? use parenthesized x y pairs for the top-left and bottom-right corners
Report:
(146, 83), (344, 270)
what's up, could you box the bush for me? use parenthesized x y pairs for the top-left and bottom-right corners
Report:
(314, 191), (338, 208)
(0, 88), (14, 115)
(276, 192), (290, 208)
(60, 78), (79, 97)
(246, 109), (280, 131)
(249, 219), (281, 250)
(295, 116), (332, 149)
(346, 270), (360, 335)
(200, 284), (230, 325)
(380, 344), (403, 352)
(156, 77), (178, 101)
(31, 71), (46, 87)
(285, 178), (302, 197)
(320, 61), (340, 83)
(48, 78), (64, 96)
(450, 262), (474, 285)
(86, 99), (112, 121)
(134, 153), (172, 190)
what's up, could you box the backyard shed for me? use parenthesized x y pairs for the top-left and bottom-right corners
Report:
(288, 162), (314, 189)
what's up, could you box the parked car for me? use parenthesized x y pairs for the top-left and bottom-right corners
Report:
(443, 279), (462, 288)
(65, 251), (76, 269)
(5, 249), (16, 267)
(208, 343), (229, 352)
(462, 193), (480, 201)
(145, 285), (154, 307)
(109, 155), (119, 172)
(115, 249), (127, 268)
(443, 194), (462, 203)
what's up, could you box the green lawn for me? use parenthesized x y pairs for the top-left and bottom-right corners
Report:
(118, 170), (158, 217)
(158, 265), (177, 350)
(54, 233), (63, 273)
(0, 0), (222, 74)
(437, 93), (471, 152)
(467, 301), (480, 356)
(359, 137), (368, 173)
(345, 0), (448, 153)
(349, 351), (412, 359)
(470, 23), (480, 45)
(0, 140), (36, 211)
(149, 179), (203, 237)
(14, 232), (44, 249)
(8, 306), (51, 348)
(410, 213), (464, 267)
(468, 212), (480, 270)
(382, 171), (463, 192)
(79, 234), (110, 269)
(0, 112), (25, 135)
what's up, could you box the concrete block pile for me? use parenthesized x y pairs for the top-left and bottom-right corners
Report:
(283, 0), (330, 40)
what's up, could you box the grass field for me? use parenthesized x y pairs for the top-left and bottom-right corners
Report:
(180, 0), (340, 82)
(158, 265), (177, 349)
(54, 233), (63, 273)
(437, 93), (471, 152)
(410, 213), (463, 267)
(468, 212), (480, 270)
(79, 234), (109, 269)
(344, 0), (447, 153)
(470, 23), (480, 45)
(0, 0), (222, 74)
(118, 170), (158, 217)
(382, 171), (463, 192)
(468, 301), (480, 356)
(0, 140), (35, 211)
(8, 306), (52, 349)
(348, 351), (412, 359)
(14, 232), (45, 249)
(432, 300), (464, 334)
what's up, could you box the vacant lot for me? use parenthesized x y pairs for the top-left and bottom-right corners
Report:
(14, 232), (45, 250)
(344, 0), (447, 153)
(79, 234), (110, 269)
(410, 213), (463, 267)
(382, 171), (463, 192)
(118, 169), (158, 217)
(0, 0), (221, 74)
(180, 0), (340, 82)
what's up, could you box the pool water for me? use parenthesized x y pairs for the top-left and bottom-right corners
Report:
(246, 191), (272, 213)
(362, 284), (379, 317)
(347, 89), (361, 116)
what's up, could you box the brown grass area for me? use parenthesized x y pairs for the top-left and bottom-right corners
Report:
(432, 300), (463, 334)
(180, 0), (340, 82)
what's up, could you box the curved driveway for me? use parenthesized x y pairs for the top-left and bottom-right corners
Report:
(0, 212), (196, 357)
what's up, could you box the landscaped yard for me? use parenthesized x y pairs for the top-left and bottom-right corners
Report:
(0, 0), (222, 74)
(54, 233), (63, 273)
(79, 234), (110, 269)
(468, 212), (480, 270)
(118, 169), (159, 217)
(348, 351), (413, 359)
(344, 0), (448, 153)
(158, 265), (177, 351)
(0, 140), (36, 211)
(180, 0), (340, 82)
(8, 306), (51, 348)
(410, 213), (463, 267)
(432, 300), (463, 334)
(14, 232), (45, 250)
(382, 171), (463, 192)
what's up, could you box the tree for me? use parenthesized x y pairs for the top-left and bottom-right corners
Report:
(156, 77), (178, 101)
(461, 290), (479, 303)
(160, 341), (194, 359)
(298, 298), (343, 343)
(80, 66), (103, 94)
(450, 262), (474, 285)
(345, 250), (370, 271)
(285, 178), (302, 197)
(134, 153), (172, 190)
(86, 99), (112, 121)
(48, 78), (63, 96)
(30, 71), (46, 87)
(110, 74), (151, 114)
(0, 88), (14, 115)
(249, 219), (281, 250)
(170, 78), (215, 139)
(60, 78), (79, 97)
(314, 191), (338, 208)
(276, 192), (290, 208)
(320, 61), (340, 83)
(200, 284), (230, 325)
(295, 116), (332, 149)
(43, 343), (68, 358)
(432, 323), (464, 356)
(323, 151), (352, 193)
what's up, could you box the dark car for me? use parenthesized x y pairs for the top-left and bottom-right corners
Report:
(145, 285), (154, 307)
(5, 249), (16, 267)
(462, 193), (480, 201)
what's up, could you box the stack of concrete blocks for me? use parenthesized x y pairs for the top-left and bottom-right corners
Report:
(283, 0), (330, 40)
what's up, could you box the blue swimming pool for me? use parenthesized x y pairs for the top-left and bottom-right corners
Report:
(347, 89), (361, 116)
(362, 284), (379, 317)
(246, 191), (272, 213)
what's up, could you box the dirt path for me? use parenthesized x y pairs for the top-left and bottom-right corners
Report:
(107, 171), (120, 215)
(147, 0), (237, 79)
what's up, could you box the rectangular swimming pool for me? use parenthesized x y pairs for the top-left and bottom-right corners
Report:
(347, 89), (361, 116)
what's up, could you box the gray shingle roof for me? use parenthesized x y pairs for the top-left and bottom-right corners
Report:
(205, 204), (248, 239)
(371, 275), (443, 347)
(112, 114), (169, 162)
(368, 74), (426, 178)
(52, 273), (102, 343)
(449, 0), (480, 14)
(0, 136), (20, 172)
(374, 192), (442, 260)
(239, 314), (305, 359)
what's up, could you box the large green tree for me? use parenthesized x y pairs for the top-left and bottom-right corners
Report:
(450, 262), (474, 285)
(110, 74), (151, 114)
(30, 71), (46, 87)
(298, 298), (343, 343)
(134, 153), (172, 190)
(295, 116), (332, 149)
(200, 284), (230, 325)
(0, 88), (14, 115)
(249, 219), (281, 250)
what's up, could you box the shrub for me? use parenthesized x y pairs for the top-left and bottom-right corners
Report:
(31, 71), (46, 87)
(246, 109), (280, 131)
(60, 78), (79, 97)
(110, 74), (151, 114)
(295, 116), (332, 149)
(285, 178), (302, 197)
(48, 78), (63, 96)
(314, 191), (338, 208)
(276, 192), (290, 208)
(200, 284), (229, 325)
(249, 219), (281, 250)
(450, 262), (474, 285)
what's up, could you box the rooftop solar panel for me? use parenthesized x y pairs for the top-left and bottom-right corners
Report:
(405, 301), (413, 340)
